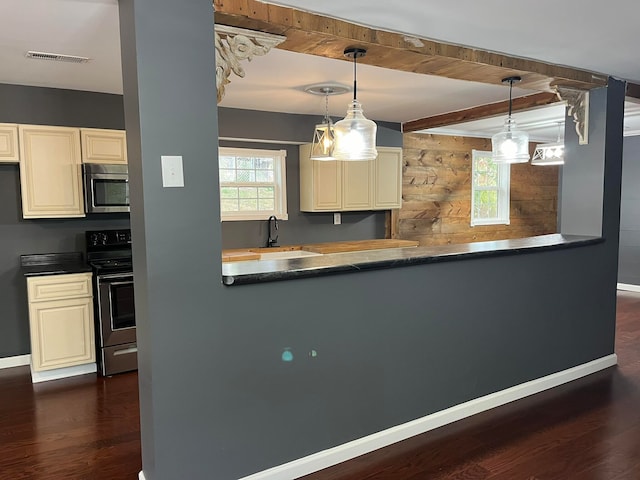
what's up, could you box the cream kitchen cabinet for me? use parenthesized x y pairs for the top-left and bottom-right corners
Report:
(18, 125), (85, 218)
(372, 146), (403, 209)
(299, 144), (402, 212)
(27, 273), (96, 377)
(80, 128), (127, 164)
(0, 123), (19, 163)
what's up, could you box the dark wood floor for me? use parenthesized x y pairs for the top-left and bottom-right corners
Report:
(1, 292), (640, 480)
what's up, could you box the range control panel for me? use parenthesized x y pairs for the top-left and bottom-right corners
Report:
(86, 229), (132, 250)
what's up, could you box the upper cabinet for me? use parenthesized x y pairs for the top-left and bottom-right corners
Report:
(373, 147), (403, 209)
(0, 123), (19, 163)
(80, 128), (127, 164)
(19, 125), (85, 218)
(299, 144), (403, 212)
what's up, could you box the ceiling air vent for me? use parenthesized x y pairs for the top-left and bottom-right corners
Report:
(25, 51), (90, 64)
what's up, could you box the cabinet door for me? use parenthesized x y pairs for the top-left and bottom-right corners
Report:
(313, 159), (342, 210)
(29, 297), (95, 372)
(18, 125), (84, 218)
(0, 123), (19, 163)
(342, 160), (373, 210)
(299, 143), (342, 211)
(80, 128), (127, 164)
(374, 147), (402, 209)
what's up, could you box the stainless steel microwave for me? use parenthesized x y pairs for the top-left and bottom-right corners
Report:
(83, 164), (130, 214)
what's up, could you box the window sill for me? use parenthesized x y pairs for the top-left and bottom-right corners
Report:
(221, 213), (289, 222)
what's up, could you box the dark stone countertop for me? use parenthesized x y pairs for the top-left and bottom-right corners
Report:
(221, 234), (604, 286)
(20, 252), (92, 277)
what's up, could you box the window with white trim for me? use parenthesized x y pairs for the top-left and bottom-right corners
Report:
(471, 150), (510, 226)
(218, 147), (288, 221)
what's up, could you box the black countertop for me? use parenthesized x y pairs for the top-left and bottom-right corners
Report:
(221, 234), (604, 286)
(21, 252), (92, 277)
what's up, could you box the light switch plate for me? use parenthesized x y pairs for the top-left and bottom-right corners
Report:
(161, 155), (184, 187)
(333, 212), (341, 225)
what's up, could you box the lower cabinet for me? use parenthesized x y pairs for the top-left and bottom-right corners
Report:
(27, 273), (95, 375)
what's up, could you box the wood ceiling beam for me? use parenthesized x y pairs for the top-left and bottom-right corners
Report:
(403, 92), (561, 133)
(626, 82), (640, 101)
(213, 0), (608, 93)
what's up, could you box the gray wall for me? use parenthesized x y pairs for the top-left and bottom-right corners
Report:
(217, 108), (402, 248)
(0, 84), (129, 358)
(120, 1), (625, 479)
(618, 135), (640, 284)
(0, 89), (401, 358)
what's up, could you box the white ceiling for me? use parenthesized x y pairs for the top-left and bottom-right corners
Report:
(2, 0), (639, 141)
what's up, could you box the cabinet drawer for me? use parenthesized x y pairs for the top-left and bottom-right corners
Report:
(27, 273), (92, 302)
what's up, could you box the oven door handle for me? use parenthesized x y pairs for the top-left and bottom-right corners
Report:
(107, 280), (134, 288)
(97, 273), (134, 282)
(113, 346), (138, 356)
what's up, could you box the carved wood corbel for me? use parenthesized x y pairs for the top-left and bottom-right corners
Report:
(555, 86), (590, 145)
(214, 25), (286, 103)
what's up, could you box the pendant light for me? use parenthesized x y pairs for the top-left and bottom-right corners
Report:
(492, 76), (530, 164)
(333, 48), (378, 161)
(305, 84), (349, 161)
(531, 122), (565, 166)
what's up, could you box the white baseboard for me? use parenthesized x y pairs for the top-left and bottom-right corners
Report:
(0, 354), (30, 370)
(617, 283), (640, 292)
(30, 362), (97, 383)
(139, 472), (146, 480)
(239, 354), (617, 480)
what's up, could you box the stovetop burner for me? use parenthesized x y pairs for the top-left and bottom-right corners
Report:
(85, 229), (133, 274)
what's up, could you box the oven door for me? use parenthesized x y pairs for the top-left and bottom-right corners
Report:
(96, 273), (136, 347)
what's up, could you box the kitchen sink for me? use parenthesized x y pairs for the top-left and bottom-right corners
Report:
(259, 250), (323, 260)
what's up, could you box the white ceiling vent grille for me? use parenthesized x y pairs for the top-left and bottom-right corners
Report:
(25, 51), (90, 64)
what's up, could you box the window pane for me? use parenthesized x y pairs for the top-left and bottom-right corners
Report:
(485, 165), (498, 187)
(258, 199), (274, 211)
(474, 190), (498, 219)
(256, 170), (274, 182)
(236, 170), (256, 182)
(476, 172), (488, 187)
(239, 187), (257, 199)
(255, 158), (273, 170)
(258, 187), (274, 199)
(239, 198), (258, 211)
(220, 187), (238, 199)
(237, 157), (255, 170)
(221, 199), (239, 212)
(219, 169), (236, 182)
(219, 156), (235, 169)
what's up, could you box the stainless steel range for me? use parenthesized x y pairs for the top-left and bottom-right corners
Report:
(86, 229), (137, 376)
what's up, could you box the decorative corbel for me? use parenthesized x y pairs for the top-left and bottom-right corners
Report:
(214, 25), (286, 103)
(555, 86), (590, 145)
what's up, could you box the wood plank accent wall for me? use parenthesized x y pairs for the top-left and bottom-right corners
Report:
(391, 134), (559, 246)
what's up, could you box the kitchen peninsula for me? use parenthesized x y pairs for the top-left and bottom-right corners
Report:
(221, 234), (602, 285)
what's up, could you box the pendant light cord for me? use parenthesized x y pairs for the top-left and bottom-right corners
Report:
(324, 91), (330, 122)
(353, 54), (358, 101)
(508, 79), (513, 118)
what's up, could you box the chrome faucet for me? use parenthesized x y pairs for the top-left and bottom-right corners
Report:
(267, 215), (279, 247)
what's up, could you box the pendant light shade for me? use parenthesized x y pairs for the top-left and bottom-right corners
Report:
(333, 48), (377, 161)
(492, 76), (530, 164)
(306, 84), (349, 161)
(531, 122), (565, 166)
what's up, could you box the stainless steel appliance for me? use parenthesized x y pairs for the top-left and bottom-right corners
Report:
(86, 229), (136, 376)
(83, 164), (130, 214)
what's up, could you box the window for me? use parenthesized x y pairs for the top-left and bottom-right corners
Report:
(218, 147), (288, 221)
(471, 150), (510, 226)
